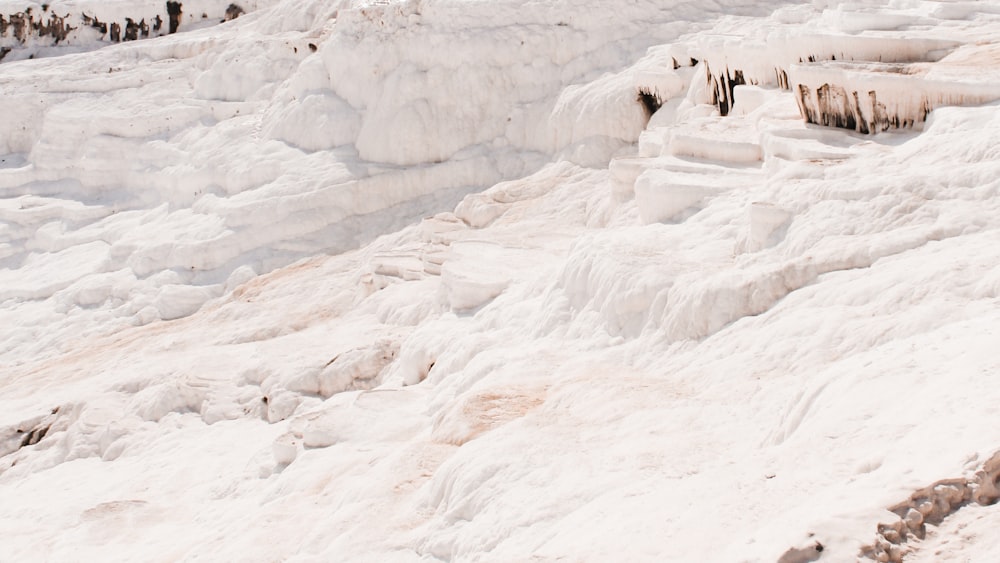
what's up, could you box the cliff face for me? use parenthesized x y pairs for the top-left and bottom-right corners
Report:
(0, 9), (74, 49)
(791, 53), (1000, 134)
(697, 33), (1000, 134)
(0, 1), (263, 61)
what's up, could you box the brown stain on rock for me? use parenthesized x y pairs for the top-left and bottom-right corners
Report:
(2, 5), (181, 53)
(224, 4), (244, 22)
(230, 255), (330, 302)
(0, 10), (74, 45)
(166, 1), (182, 34)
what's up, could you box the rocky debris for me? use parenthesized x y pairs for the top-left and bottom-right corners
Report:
(636, 86), (663, 118)
(861, 451), (1000, 562)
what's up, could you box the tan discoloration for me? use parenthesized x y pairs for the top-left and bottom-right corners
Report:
(230, 255), (331, 302)
(433, 385), (548, 446)
(3, 253), (354, 396)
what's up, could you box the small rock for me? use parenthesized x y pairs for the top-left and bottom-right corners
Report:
(903, 507), (923, 530)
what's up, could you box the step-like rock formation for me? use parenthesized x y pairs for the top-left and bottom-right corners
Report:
(695, 20), (999, 133)
(792, 45), (1000, 133)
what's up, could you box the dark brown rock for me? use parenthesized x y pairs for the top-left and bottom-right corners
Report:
(225, 4), (245, 21)
(166, 1), (182, 34)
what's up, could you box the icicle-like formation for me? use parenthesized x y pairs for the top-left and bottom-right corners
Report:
(706, 66), (748, 116)
(696, 33), (961, 117)
(791, 58), (1000, 133)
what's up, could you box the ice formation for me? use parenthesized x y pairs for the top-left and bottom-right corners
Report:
(2, 0), (1000, 561)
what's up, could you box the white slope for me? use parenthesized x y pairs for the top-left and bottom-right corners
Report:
(1, 0), (1000, 561)
(906, 502), (1000, 563)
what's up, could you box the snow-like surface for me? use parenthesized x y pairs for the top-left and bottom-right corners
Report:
(907, 503), (1000, 562)
(2, 0), (1000, 561)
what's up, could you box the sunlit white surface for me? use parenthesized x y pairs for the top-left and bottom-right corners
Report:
(2, 0), (1000, 561)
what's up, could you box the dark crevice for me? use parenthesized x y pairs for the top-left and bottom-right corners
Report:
(636, 87), (663, 118)
(707, 66), (749, 116)
(2, 407), (63, 462)
(18, 424), (49, 448)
